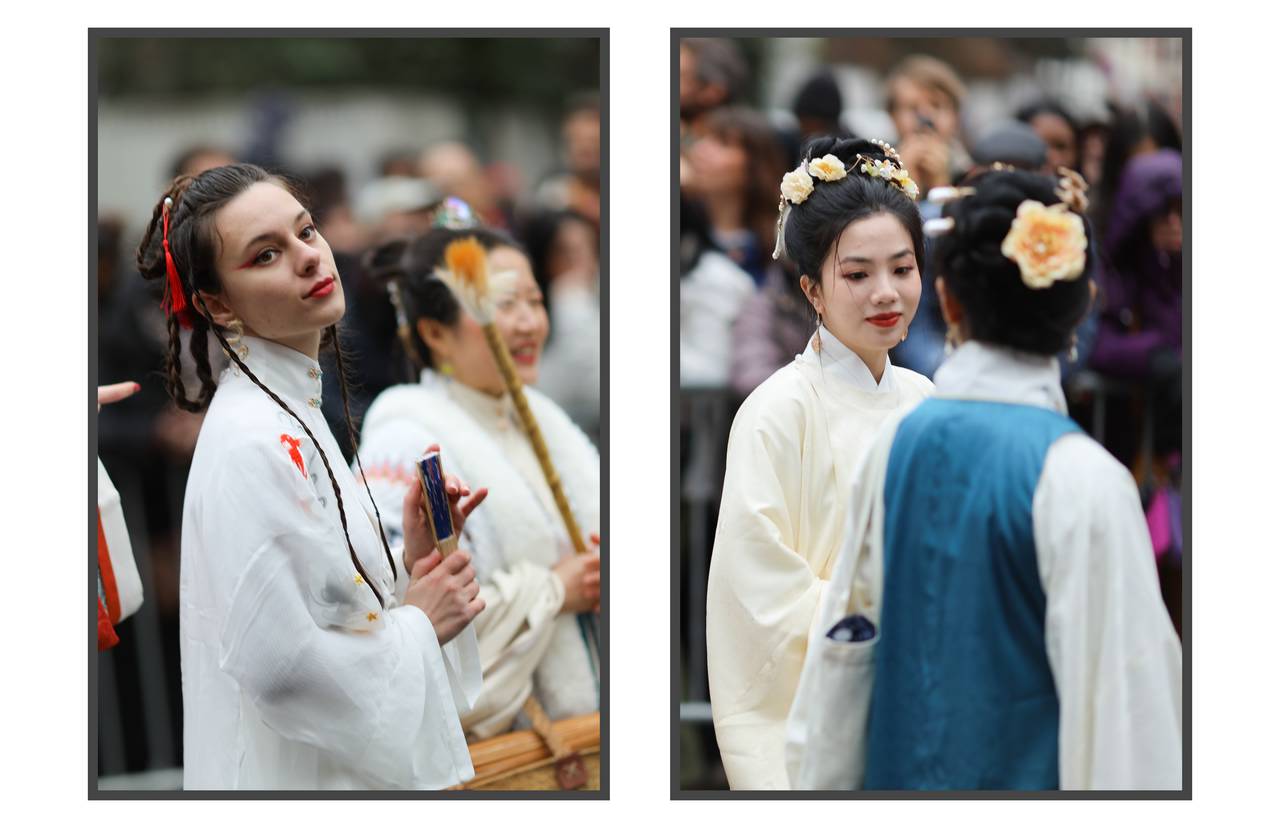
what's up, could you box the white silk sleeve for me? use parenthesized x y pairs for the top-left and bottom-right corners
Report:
(211, 440), (473, 789)
(1034, 433), (1183, 791)
(459, 560), (566, 738)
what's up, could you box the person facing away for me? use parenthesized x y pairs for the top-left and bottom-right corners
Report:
(787, 167), (1181, 791)
(137, 163), (486, 790)
(706, 137), (935, 790)
(357, 217), (601, 739)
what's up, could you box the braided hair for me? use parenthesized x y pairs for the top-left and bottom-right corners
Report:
(136, 163), (398, 607)
(780, 136), (925, 299)
(932, 169), (1094, 355)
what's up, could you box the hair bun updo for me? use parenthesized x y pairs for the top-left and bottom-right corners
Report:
(779, 136), (924, 283)
(933, 169), (1094, 356)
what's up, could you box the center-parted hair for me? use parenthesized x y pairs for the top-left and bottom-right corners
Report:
(135, 162), (397, 607)
(365, 225), (524, 375)
(933, 169), (1093, 355)
(781, 136), (925, 288)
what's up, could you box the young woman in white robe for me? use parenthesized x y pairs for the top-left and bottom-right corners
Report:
(705, 138), (934, 790)
(357, 220), (601, 739)
(136, 164), (487, 790)
(786, 168), (1182, 790)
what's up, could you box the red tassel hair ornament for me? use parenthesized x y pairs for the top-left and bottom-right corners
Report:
(161, 197), (194, 329)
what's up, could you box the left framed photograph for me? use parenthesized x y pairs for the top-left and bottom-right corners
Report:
(91, 28), (606, 797)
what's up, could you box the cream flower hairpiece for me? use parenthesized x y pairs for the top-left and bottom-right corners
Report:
(855, 154), (920, 200)
(1000, 200), (1088, 289)
(772, 140), (919, 260)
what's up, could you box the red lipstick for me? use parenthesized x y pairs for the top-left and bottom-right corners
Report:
(867, 312), (902, 328)
(305, 277), (335, 299)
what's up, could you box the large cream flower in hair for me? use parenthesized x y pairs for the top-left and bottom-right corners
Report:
(781, 166), (814, 204)
(807, 154), (848, 182)
(1000, 200), (1088, 289)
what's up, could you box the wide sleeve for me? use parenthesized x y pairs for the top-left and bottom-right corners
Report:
(1034, 434), (1183, 790)
(460, 560), (566, 738)
(706, 383), (828, 788)
(210, 440), (473, 789)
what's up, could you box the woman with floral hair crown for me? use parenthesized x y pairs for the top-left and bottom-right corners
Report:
(705, 137), (934, 790)
(786, 168), (1182, 791)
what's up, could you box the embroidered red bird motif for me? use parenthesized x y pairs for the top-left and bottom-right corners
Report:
(280, 434), (306, 478)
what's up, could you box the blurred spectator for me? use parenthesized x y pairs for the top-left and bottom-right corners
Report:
(536, 95), (602, 226)
(353, 175), (441, 245)
(729, 260), (811, 397)
(377, 148), (422, 178)
(1090, 149), (1182, 459)
(680, 38), (749, 131)
(169, 145), (236, 179)
(780, 69), (851, 162)
(683, 106), (788, 285)
(303, 165), (367, 255)
(971, 122), (1048, 171)
(886, 55), (972, 192)
(1016, 101), (1081, 174)
(1093, 100), (1182, 241)
(680, 196), (755, 389)
(523, 208), (602, 441)
(419, 141), (514, 230)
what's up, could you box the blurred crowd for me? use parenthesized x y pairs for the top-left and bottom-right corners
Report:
(96, 94), (601, 775)
(678, 37), (1183, 787)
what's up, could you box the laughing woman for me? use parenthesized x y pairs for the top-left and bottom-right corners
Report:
(138, 164), (485, 790)
(705, 138), (934, 790)
(358, 214), (601, 740)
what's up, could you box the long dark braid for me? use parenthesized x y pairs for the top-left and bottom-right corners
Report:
(329, 324), (399, 582)
(194, 295), (389, 609)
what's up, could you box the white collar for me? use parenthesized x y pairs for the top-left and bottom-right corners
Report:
(235, 335), (325, 409)
(419, 369), (514, 425)
(932, 340), (1067, 414)
(808, 324), (896, 394)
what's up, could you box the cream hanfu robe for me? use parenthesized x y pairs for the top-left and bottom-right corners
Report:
(358, 370), (601, 738)
(706, 325), (933, 790)
(787, 341), (1182, 790)
(179, 337), (481, 790)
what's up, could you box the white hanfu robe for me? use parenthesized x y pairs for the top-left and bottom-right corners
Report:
(179, 336), (481, 790)
(358, 370), (601, 739)
(787, 341), (1183, 790)
(706, 326), (933, 790)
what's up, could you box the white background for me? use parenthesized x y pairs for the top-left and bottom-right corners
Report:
(4, 1), (1276, 825)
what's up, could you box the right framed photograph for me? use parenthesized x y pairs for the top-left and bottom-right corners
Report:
(674, 30), (1188, 796)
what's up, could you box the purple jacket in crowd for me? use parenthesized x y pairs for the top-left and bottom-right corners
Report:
(1088, 149), (1183, 380)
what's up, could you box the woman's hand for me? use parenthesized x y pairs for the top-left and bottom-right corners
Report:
(97, 381), (140, 412)
(553, 542), (601, 615)
(404, 549), (484, 644)
(401, 443), (489, 572)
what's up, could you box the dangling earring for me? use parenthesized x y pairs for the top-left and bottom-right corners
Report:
(1068, 332), (1079, 363)
(812, 312), (823, 353)
(438, 360), (455, 377)
(225, 318), (250, 361)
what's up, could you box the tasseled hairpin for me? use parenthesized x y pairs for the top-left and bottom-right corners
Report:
(161, 197), (194, 329)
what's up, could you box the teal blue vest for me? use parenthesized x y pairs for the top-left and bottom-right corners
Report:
(864, 399), (1080, 790)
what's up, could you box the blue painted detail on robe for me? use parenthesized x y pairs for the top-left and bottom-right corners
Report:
(864, 399), (1080, 790)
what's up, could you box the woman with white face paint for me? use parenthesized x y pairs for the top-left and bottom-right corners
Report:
(705, 138), (934, 790)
